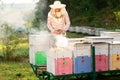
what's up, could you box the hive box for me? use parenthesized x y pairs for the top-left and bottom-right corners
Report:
(29, 34), (51, 64)
(75, 26), (83, 33)
(88, 27), (95, 36)
(95, 55), (108, 72)
(109, 43), (120, 70)
(100, 31), (120, 41)
(93, 43), (109, 72)
(47, 49), (73, 75)
(95, 28), (105, 36)
(74, 43), (92, 73)
(74, 56), (91, 73)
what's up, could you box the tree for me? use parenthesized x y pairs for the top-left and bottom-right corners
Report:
(33, 0), (120, 29)
(32, 0), (48, 30)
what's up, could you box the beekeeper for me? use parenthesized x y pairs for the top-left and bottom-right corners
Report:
(47, 1), (70, 35)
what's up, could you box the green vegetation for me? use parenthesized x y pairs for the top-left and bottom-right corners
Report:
(33, 0), (120, 30)
(0, 23), (29, 61)
(0, 61), (38, 80)
(66, 32), (85, 38)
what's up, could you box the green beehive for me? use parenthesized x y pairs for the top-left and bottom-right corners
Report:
(35, 51), (46, 65)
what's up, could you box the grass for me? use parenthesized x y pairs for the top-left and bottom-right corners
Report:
(66, 32), (86, 38)
(0, 38), (39, 80)
(0, 60), (120, 80)
(0, 60), (39, 80)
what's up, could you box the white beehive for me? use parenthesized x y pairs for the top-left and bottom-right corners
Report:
(93, 43), (109, 72)
(75, 26), (81, 33)
(100, 31), (120, 41)
(29, 34), (52, 64)
(81, 26), (89, 34)
(73, 43), (92, 73)
(95, 28), (105, 36)
(109, 42), (120, 70)
(68, 26), (76, 32)
(88, 27), (95, 36)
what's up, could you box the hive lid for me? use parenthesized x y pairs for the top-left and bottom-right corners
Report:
(111, 41), (120, 44)
(85, 36), (113, 43)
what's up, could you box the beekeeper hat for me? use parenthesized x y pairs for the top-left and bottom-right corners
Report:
(49, 1), (66, 9)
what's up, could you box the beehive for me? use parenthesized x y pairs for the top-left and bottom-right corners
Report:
(29, 34), (51, 64)
(74, 43), (92, 73)
(88, 27), (95, 35)
(81, 26), (89, 34)
(47, 49), (73, 75)
(95, 28), (105, 36)
(100, 31), (120, 41)
(94, 43), (109, 72)
(109, 43), (120, 70)
(68, 26), (76, 32)
(75, 26), (82, 33)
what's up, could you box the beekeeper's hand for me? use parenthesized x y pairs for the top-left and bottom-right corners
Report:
(53, 29), (62, 34)
(52, 29), (66, 35)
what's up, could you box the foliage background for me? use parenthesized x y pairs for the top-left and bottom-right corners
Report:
(32, 0), (120, 30)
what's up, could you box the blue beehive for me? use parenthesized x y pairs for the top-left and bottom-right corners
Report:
(74, 56), (92, 74)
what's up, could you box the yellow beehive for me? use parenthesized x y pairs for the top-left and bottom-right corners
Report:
(110, 54), (120, 70)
